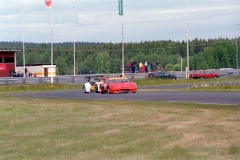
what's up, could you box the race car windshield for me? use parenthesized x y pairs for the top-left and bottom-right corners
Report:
(110, 78), (129, 83)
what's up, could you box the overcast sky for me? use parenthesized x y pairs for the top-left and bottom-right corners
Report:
(0, 0), (239, 43)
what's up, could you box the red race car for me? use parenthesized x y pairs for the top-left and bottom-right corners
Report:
(100, 77), (137, 94)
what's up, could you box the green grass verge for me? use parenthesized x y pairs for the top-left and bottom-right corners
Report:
(134, 76), (240, 86)
(0, 84), (81, 93)
(0, 89), (239, 159)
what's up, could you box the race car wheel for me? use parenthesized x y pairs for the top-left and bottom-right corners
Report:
(95, 84), (99, 93)
(108, 87), (112, 94)
(83, 85), (87, 93)
(100, 87), (105, 94)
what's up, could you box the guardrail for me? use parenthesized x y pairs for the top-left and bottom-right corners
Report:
(0, 69), (240, 85)
(0, 73), (146, 85)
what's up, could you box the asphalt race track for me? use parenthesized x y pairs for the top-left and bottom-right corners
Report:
(11, 88), (240, 106)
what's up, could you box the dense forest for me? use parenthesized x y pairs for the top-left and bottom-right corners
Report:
(0, 37), (239, 75)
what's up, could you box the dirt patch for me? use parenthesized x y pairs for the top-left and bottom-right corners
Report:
(94, 129), (121, 136)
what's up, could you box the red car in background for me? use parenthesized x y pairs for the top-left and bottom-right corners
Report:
(100, 77), (137, 94)
(189, 70), (219, 79)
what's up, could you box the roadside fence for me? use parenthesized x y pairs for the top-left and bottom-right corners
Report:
(0, 70), (240, 85)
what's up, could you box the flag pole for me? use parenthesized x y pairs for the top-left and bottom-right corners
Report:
(122, 13), (124, 77)
(50, 5), (53, 83)
(118, 0), (124, 77)
(21, 5), (25, 76)
(45, 0), (53, 82)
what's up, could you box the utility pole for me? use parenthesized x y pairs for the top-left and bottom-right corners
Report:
(236, 40), (238, 69)
(181, 57), (182, 71)
(234, 24), (240, 69)
(73, 7), (76, 76)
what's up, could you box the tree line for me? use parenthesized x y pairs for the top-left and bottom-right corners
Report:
(0, 37), (239, 75)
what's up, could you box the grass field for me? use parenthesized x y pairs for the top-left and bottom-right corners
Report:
(135, 76), (240, 86)
(0, 84), (240, 159)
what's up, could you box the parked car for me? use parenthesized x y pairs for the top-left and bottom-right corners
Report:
(189, 70), (219, 79)
(148, 71), (177, 80)
(82, 75), (106, 93)
(100, 77), (137, 94)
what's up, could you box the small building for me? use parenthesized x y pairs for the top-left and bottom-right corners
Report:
(0, 50), (21, 77)
(16, 64), (56, 77)
(0, 50), (56, 77)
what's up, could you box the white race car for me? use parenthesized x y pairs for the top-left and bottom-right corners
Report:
(82, 75), (106, 93)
